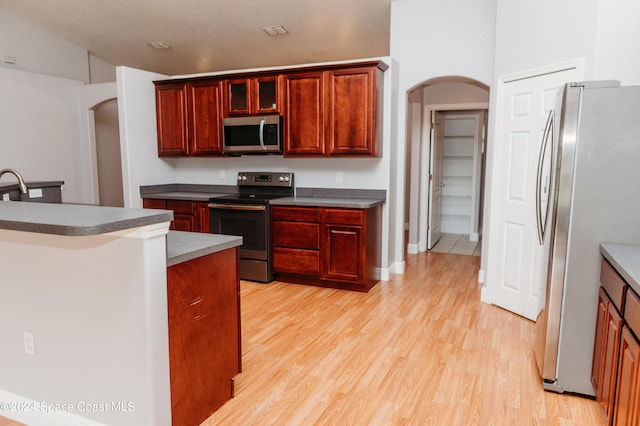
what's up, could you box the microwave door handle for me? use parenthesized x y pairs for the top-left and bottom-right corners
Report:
(259, 119), (266, 151)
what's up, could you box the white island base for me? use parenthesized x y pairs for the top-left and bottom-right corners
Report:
(0, 222), (172, 426)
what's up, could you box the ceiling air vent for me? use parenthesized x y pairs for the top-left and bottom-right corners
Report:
(262, 25), (288, 36)
(148, 41), (172, 50)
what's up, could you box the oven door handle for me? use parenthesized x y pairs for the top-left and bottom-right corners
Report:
(208, 203), (267, 211)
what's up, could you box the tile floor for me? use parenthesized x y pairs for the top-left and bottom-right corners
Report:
(430, 233), (481, 256)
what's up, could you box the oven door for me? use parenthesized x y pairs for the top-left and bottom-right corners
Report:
(209, 203), (269, 259)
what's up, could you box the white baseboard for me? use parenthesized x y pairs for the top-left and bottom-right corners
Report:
(407, 243), (419, 254)
(388, 260), (405, 276)
(477, 269), (485, 284)
(0, 389), (106, 426)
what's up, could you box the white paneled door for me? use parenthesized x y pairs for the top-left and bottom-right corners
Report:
(485, 66), (578, 321)
(427, 111), (444, 249)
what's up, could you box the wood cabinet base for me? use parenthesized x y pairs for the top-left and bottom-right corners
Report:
(272, 205), (382, 292)
(167, 247), (241, 426)
(275, 272), (379, 292)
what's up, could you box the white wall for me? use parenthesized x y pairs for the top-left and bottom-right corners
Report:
(117, 66), (176, 208)
(390, 0), (497, 264)
(0, 9), (91, 83)
(0, 225), (171, 426)
(593, 0), (640, 85)
(0, 67), (86, 202)
(493, 0), (599, 79)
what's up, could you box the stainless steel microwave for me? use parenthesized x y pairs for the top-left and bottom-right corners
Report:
(222, 115), (282, 154)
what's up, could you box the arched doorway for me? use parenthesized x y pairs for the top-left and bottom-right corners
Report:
(405, 76), (489, 255)
(94, 99), (123, 207)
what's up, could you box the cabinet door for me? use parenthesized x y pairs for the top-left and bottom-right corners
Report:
(326, 66), (377, 156)
(167, 248), (240, 426)
(321, 223), (363, 283)
(592, 287), (609, 395)
(195, 201), (210, 233)
(224, 78), (251, 116)
(188, 81), (224, 155)
(155, 83), (189, 156)
(613, 326), (640, 426)
(283, 71), (326, 155)
(253, 75), (280, 114)
(599, 300), (623, 420)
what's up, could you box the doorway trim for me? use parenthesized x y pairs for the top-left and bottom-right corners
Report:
(78, 83), (117, 205)
(415, 102), (488, 253)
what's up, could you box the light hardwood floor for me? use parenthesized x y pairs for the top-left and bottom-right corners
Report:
(203, 251), (606, 425)
(0, 252), (606, 426)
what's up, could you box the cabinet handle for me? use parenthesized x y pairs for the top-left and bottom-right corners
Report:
(188, 296), (204, 306)
(208, 203), (266, 211)
(194, 314), (207, 321)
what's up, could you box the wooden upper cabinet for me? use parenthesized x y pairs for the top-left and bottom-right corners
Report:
(154, 60), (386, 158)
(326, 66), (378, 156)
(188, 81), (224, 155)
(156, 83), (189, 155)
(155, 80), (224, 157)
(283, 63), (383, 157)
(283, 71), (326, 155)
(224, 75), (280, 116)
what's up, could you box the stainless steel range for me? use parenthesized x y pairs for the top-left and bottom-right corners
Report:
(208, 171), (293, 282)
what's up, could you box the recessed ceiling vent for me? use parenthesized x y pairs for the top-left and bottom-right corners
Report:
(262, 25), (288, 36)
(149, 41), (172, 50)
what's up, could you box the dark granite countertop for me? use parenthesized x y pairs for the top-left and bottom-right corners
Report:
(270, 187), (386, 209)
(140, 183), (237, 202)
(166, 231), (242, 267)
(140, 184), (387, 208)
(600, 243), (640, 296)
(0, 201), (173, 236)
(269, 196), (384, 209)
(0, 180), (64, 190)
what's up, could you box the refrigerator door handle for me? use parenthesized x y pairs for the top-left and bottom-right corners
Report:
(536, 109), (554, 245)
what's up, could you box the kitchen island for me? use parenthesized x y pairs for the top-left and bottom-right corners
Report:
(0, 202), (241, 426)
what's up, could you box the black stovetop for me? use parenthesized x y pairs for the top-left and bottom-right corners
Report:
(209, 172), (294, 205)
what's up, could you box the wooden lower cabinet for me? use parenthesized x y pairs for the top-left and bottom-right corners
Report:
(613, 326), (640, 425)
(271, 205), (381, 292)
(592, 258), (640, 425)
(598, 294), (624, 421)
(143, 198), (210, 233)
(167, 247), (241, 426)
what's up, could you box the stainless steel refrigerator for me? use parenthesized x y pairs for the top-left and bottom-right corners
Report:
(534, 81), (640, 396)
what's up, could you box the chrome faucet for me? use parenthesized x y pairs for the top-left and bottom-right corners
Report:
(0, 168), (28, 194)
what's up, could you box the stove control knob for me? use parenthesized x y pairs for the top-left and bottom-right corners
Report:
(237, 175), (243, 181)
(279, 175), (290, 183)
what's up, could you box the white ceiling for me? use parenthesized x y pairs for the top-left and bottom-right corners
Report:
(0, 0), (391, 76)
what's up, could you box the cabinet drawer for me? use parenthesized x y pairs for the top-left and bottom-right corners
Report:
(273, 247), (319, 275)
(321, 208), (364, 225)
(601, 259), (626, 312)
(273, 221), (319, 249)
(143, 198), (167, 209)
(166, 200), (196, 214)
(271, 206), (319, 222)
(625, 288), (640, 336)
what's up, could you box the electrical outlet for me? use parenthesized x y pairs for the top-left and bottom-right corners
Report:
(28, 188), (43, 198)
(23, 331), (35, 355)
(336, 171), (343, 183)
(3, 52), (16, 64)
